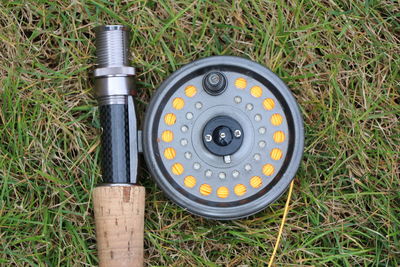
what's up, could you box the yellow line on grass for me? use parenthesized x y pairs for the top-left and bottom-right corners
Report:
(268, 180), (295, 267)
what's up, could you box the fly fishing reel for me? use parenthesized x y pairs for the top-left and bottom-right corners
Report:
(143, 56), (304, 220)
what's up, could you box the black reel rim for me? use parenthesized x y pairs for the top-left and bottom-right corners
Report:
(143, 56), (304, 220)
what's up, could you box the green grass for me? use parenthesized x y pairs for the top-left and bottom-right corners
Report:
(0, 0), (399, 266)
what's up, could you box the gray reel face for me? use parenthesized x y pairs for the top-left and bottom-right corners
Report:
(143, 56), (304, 220)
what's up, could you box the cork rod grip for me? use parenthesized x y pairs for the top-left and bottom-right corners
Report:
(93, 185), (145, 267)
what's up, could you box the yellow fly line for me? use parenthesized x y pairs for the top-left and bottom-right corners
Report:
(268, 180), (295, 267)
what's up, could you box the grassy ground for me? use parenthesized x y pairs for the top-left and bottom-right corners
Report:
(1, 0), (399, 266)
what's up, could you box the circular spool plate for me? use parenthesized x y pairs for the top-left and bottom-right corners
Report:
(143, 56), (304, 220)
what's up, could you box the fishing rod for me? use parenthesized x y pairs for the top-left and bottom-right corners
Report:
(93, 25), (144, 267)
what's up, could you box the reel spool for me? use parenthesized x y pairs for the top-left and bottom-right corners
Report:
(143, 56), (304, 220)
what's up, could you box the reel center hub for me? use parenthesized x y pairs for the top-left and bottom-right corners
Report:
(213, 126), (232, 146)
(202, 116), (243, 156)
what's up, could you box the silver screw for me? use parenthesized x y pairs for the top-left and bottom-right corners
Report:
(244, 164), (252, 172)
(218, 172), (226, 179)
(223, 155), (231, 164)
(258, 140), (266, 148)
(205, 169), (213, 177)
(181, 125), (188, 133)
(232, 170), (240, 178)
(258, 127), (266, 134)
(209, 73), (221, 85)
(220, 132), (226, 139)
(180, 138), (188, 146)
(253, 153), (261, 161)
(204, 134), (212, 142)
(193, 162), (201, 170)
(195, 102), (203, 109)
(186, 112), (193, 120)
(234, 96), (242, 104)
(184, 151), (192, 159)
(234, 130), (242, 138)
